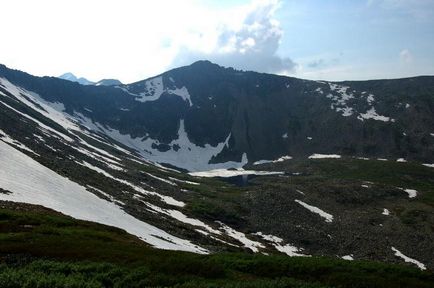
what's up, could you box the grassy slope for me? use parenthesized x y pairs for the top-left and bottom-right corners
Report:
(0, 201), (433, 288)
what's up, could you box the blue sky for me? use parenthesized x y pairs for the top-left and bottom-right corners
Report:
(0, 0), (433, 82)
(276, 0), (434, 80)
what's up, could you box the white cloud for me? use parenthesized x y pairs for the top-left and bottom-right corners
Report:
(0, 0), (294, 83)
(171, 0), (296, 74)
(400, 49), (413, 63)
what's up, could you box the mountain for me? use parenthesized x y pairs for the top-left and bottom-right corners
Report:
(5, 61), (434, 171)
(59, 73), (122, 86)
(59, 72), (95, 85)
(96, 78), (123, 86)
(0, 61), (433, 274)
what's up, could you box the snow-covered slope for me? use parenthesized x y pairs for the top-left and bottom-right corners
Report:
(0, 141), (206, 253)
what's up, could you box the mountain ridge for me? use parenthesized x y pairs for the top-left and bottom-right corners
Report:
(1, 61), (434, 171)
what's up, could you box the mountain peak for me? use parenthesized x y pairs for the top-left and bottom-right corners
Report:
(59, 73), (94, 85)
(95, 79), (123, 86)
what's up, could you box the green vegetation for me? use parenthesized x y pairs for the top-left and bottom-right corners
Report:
(256, 158), (434, 205)
(0, 202), (433, 287)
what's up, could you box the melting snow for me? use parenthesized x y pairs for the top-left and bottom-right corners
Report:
(253, 155), (292, 165)
(168, 177), (200, 185)
(342, 255), (354, 261)
(91, 118), (245, 171)
(254, 232), (307, 257)
(142, 202), (221, 235)
(167, 86), (193, 106)
(0, 141), (206, 253)
(391, 247), (426, 270)
(382, 208), (390, 216)
(125, 76), (193, 106)
(0, 99), (73, 142)
(308, 154), (341, 159)
(357, 107), (392, 122)
(77, 160), (185, 207)
(356, 157), (370, 160)
(0, 129), (39, 156)
(396, 187), (417, 198)
(326, 83), (355, 117)
(282, 133), (288, 139)
(396, 158), (407, 162)
(294, 199), (334, 223)
(296, 189), (305, 195)
(422, 164), (434, 168)
(189, 168), (283, 178)
(323, 82), (394, 122)
(144, 172), (177, 186)
(217, 222), (265, 252)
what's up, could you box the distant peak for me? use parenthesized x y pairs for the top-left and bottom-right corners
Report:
(58, 73), (94, 85)
(59, 72), (77, 81)
(190, 60), (220, 68)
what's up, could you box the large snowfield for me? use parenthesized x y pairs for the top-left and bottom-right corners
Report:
(0, 140), (207, 254)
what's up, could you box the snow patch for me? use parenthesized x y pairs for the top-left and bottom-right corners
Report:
(144, 172), (177, 186)
(294, 199), (334, 223)
(308, 154), (341, 159)
(358, 107), (392, 122)
(253, 155), (292, 165)
(382, 208), (390, 216)
(391, 247), (426, 270)
(189, 168), (283, 178)
(396, 187), (417, 198)
(217, 222), (265, 252)
(342, 255), (354, 261)
(254, 232), (307, 257)
(168, 177), (200, 185)
(125, 76), (193, 106)
(142, 202), (221, 235)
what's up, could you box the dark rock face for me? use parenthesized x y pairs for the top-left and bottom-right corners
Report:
(1, 61), (434, 168)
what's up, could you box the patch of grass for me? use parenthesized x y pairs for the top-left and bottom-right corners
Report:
(0, 202), (433, 288)
(262, 158), (434, 205)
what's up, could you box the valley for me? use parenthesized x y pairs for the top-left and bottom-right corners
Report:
(0, 61), (433, 286)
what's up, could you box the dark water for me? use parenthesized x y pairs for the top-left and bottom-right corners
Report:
(216, 174), (260, 187)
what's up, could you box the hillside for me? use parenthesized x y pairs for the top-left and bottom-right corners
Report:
(0, 61), (433, 278)
(0, 201), (432, 287)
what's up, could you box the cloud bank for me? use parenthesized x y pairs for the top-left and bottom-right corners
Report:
(171, 0), (296, 74)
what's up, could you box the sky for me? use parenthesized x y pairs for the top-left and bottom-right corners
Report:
(0, 0), (433, 83)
